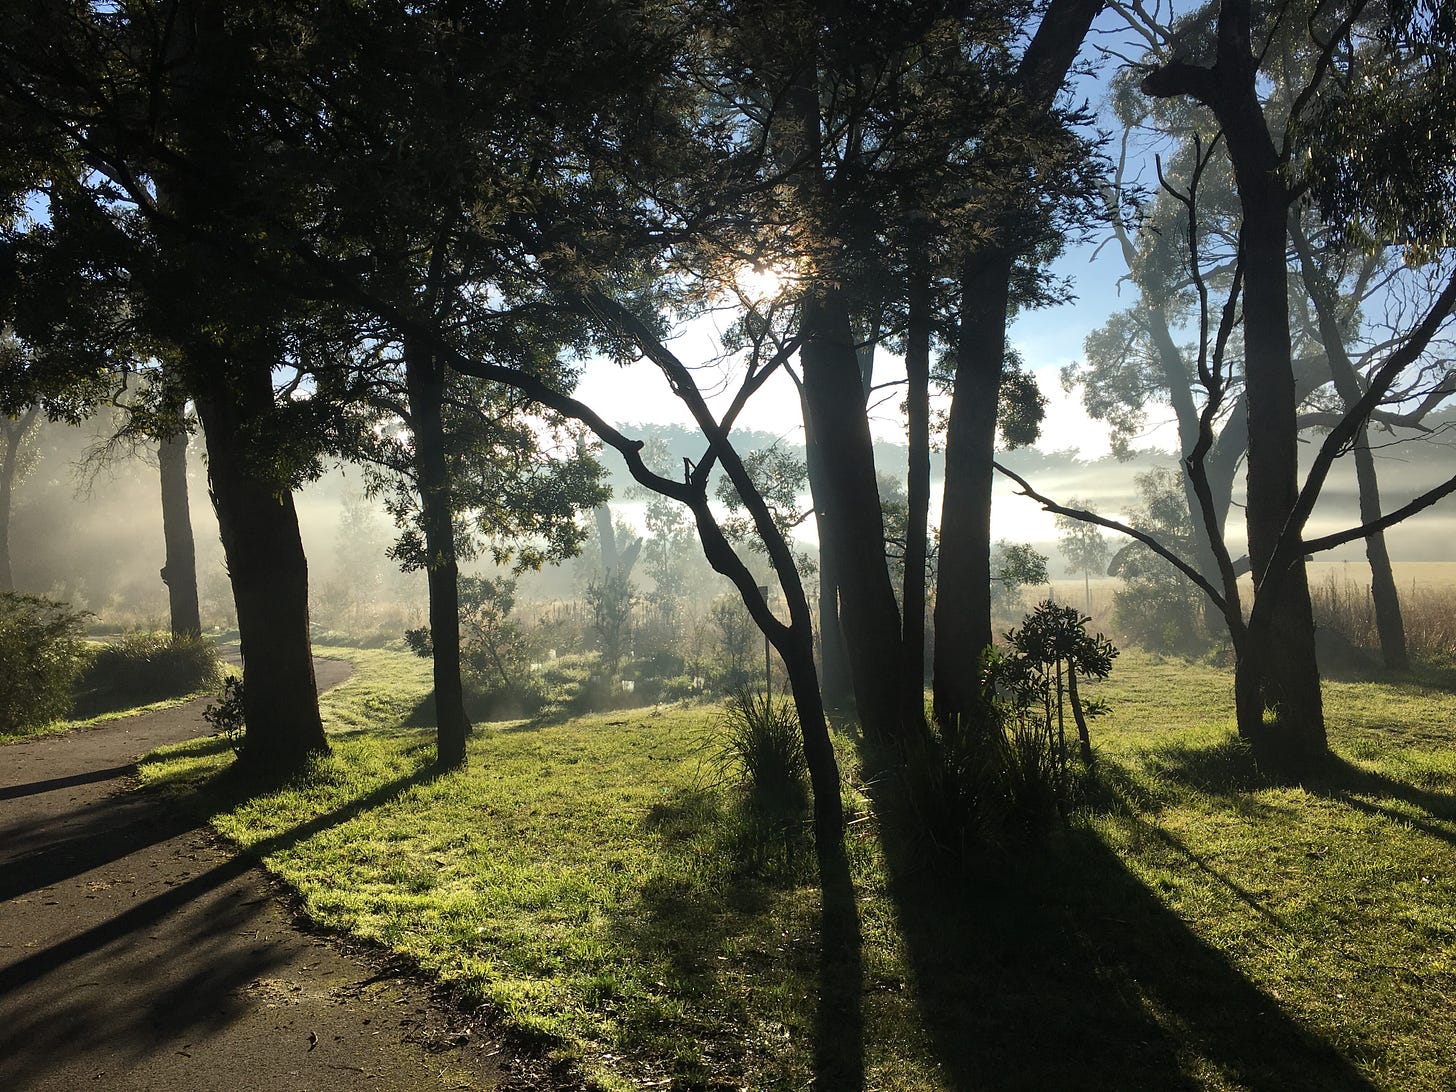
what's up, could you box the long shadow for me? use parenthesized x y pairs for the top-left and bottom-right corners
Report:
(0, 775), (201, 901)
(812, 838), (864, 1091)
(1148, 739), (1456, 848)
(0, 764), (136, 801)
(598, 784), (863, 1088)
(0, 760), (441, 997)
(873, 779), (1377, 1090)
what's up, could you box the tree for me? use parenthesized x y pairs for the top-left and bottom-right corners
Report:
(1068, 58), (1454, 670)
(990, 540), (1050, 621)
(931, 0), (1104, 729)
(1109, 468), (1213, 657)
(156, 426), (201, 638)
(0, 400), (38, 593)
(1007, 601), (1117, 767)
(1056, 500), (1110, 613)
(1133, 0), (1456, 762)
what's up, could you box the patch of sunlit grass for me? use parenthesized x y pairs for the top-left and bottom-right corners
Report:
(137, 645), (1456, 1090)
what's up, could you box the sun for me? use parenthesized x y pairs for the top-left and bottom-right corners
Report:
(733, 262), (796, 305)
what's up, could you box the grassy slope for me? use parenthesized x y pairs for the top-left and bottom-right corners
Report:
(138, 646), (1456, 1090)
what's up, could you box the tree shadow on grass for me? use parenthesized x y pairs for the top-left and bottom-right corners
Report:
(1142, 737), (1456, 844)
(0, 748), (446, 1089)
(874, 773), (1376, 1091)
(602, 785), (862, 1089)
(1135, 733), (1456, 807)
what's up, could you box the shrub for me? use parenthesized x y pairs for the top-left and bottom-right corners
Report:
(718, 690), (808, 812)
(75, 631), (225, 715)
(717, 690), (810, 874)
(203, 676), (246, 755)
(462, 678), (545, 722)
(0, 592), (90, 735)
(893, 636), (1113, 865)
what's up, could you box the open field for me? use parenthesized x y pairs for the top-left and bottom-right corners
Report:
(137, 646), (1456, 1090)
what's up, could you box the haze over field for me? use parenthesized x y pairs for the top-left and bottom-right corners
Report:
(9, 406), (1452, 632)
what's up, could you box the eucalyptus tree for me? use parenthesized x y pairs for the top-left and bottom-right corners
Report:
(930, 0), (1105, 728)
(693, 0), (1105, 743)
(0, 399), (37, 594)
(1128, 0), (1456, 760)
(1070, 57), (1453, 671)
(341, 347), (606, 765)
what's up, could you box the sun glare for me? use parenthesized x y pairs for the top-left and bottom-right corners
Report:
(733, 262), (795, 304)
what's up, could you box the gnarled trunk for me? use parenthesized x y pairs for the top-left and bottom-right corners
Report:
(192, 351), (327, 774)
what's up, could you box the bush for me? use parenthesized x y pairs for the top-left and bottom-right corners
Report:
(718, 690), (808, 814)
(462, 678), (545, 722)
(75, 631), (225, 715)
(0, 593), (90, 736)
(717, 690), (810, 874)
(203, 676), (246, 755)
(893, 641), (1107, 864)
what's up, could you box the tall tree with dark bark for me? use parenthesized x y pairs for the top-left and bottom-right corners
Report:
(157, 425), (201, 638)
(0, 403), (38, 594)
(933, 0), (1105, 728)
(1136, 0), (1456, 759)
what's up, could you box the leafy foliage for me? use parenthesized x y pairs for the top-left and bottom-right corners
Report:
(74, 631), (224, 716)
(990, 539), (1049, 619)
(203, 676), (247, 757)
(718, 690), (809, 814)
(1110, 468), (1214, 656)
(0, 592), (88, 735)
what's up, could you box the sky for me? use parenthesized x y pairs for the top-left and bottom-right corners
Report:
(572, 16), (1176, 464)
(572, 234), (1153, 460)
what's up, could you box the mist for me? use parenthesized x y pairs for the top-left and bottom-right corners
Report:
(8, 404), (1453, 642)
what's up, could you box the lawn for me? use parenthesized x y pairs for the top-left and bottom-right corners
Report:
(137, 646), (1456, 1090)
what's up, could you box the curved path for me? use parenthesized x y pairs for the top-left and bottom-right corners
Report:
(0, 660), (521, 1091)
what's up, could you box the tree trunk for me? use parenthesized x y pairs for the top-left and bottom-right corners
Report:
(404, 339), (469, 768)
(595, 502), (618, 574)
(158, 429), (202, 638)
(799, 288), (907, 742)
(800, 398), (852, 711)
(1066, 667), (1093, 766)
(1355, 440), (1409, 670)
(1234, 193), (1325, 759)
(1293, 224), (1410, 671)
(0, 409), (35, 593)
(901, 265), (932, 729)
(685, 501), (845, 846)
(934, 246), (1013, 726)
(191, 352), (327, 774)
(1140, 0), (1327, 762)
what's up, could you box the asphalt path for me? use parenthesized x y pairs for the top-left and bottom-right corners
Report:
(0, 659), (525, 1091)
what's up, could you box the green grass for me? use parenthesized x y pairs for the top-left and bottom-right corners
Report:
(137, 645), (1456, 1090)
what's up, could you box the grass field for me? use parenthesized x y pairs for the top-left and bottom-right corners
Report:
(137, 646), (1456, 1090)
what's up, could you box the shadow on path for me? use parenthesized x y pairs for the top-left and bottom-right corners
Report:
(0, 765), (135, 802)
(0, 761), (441, 1000)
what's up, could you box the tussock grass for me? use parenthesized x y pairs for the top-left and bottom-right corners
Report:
(138, 645), (1456, 1090)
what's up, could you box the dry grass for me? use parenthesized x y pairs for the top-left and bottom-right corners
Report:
(1311, 572), (1456, 664)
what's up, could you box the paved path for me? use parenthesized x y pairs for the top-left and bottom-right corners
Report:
(0, 661), (525, 1091)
